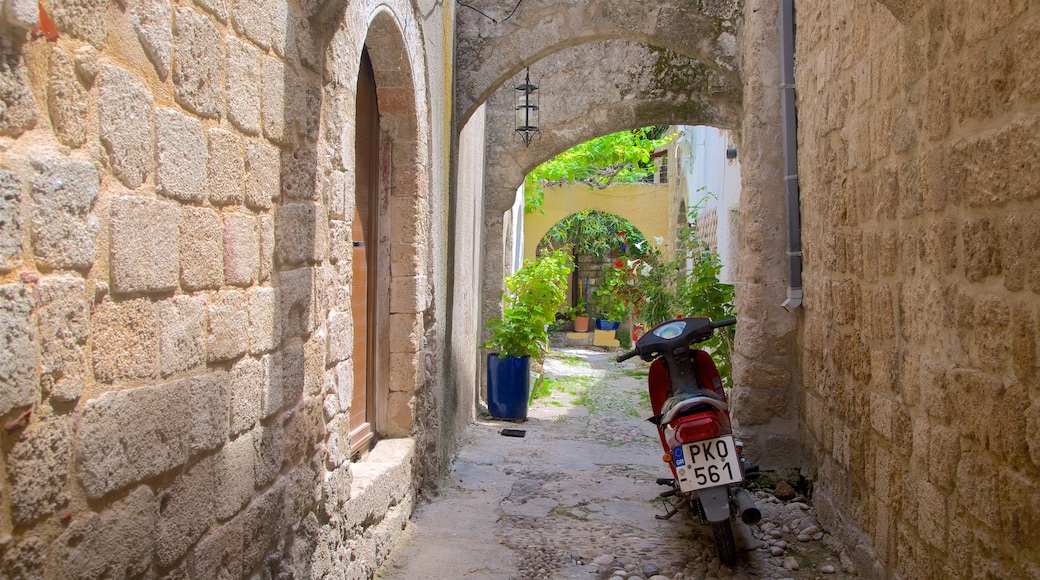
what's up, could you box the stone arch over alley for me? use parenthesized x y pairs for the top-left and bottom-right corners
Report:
(459, 0), (800, 477)
(0, 0), (1036, 577)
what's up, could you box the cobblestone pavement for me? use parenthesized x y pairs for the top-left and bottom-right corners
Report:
(380, 348), (857, 580)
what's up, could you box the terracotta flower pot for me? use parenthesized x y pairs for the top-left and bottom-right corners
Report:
(573, 316), (590, 332)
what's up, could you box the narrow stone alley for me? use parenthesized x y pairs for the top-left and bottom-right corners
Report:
(379, 348), (854, 580)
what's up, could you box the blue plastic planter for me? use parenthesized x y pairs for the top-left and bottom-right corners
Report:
(596, 319), (621, 330)
(487, 354), (531, 420)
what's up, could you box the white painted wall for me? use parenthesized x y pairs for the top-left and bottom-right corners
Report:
(675, 126), (742, 283)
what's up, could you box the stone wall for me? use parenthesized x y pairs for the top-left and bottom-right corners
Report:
(795, 1), (1040, 577)
(0, 0), (447, 577)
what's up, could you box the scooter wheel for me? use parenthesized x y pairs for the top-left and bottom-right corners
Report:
(711, 519), (737, 566)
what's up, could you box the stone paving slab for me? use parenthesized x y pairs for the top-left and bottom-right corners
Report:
(380, 348), (856, 580)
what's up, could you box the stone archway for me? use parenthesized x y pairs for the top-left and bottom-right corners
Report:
(321, 1), (432, 464)
(462, 0), (800, 469)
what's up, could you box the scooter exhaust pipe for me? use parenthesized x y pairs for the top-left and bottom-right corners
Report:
(735, 488), (761, 525)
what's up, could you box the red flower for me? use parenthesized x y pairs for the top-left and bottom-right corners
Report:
(614, 260), (623, 268)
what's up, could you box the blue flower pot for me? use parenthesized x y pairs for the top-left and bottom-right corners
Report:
(487, 354), (531, 420)
(596, 319), (621, 330)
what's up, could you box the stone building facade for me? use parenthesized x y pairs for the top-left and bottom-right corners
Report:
(795, 1), (1040, 577)
(0, 0), (1037, 578)
(0, 0), (459, 577)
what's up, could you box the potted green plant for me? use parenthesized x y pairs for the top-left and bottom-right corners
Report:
(565, 301), (590, 332)
(592, 266), (630, 330)
(483, 249), (572, 419)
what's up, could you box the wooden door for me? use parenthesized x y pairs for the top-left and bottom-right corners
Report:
(350, 48), (379, 453)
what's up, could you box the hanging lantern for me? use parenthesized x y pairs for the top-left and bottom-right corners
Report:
(514, 67), (540, 147)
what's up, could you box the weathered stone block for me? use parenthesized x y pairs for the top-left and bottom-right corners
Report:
(389, 312), (423, 354)
(159, 294), (206, 377)
(156, 455), (215, 567)
(0, 20), (38, 136)
(291, 78), (321, 143)
(214, 430), (254, 520)
(279, 267), (315, 338)
(110, 196), (179, 294)
(0, 536), (45, 580)
(963, 218), (1001, 282)
(283, 403), (322, 480)
(37, 276), (88, 402)
(293, 12), (319, 72)
(192, 517), (243, 578)
(260, 55), (288, 144)
(272, 343), (305, 415)
(0, 284), (35, 416)
(955, 453), (1001, 530)
(91, 297), (160, 383)
(8, 417), (71, 525)
(391, 194), (429, 245)
(277, 202), (329, 266)
(259, 214), (274, 282)
(224, 211), (259, 286)
(49, 0), (108, 48)
(389, 350), (422, 394)
(390, 275), (429, 314)
(0, 169), (21, 270)
(303, 331), (326, 397)
(192, 0), (227, 22)
(334, 359), (353, 412)
(130, 0), (173, 80)
(207, 289), (248, 362)
(386, 391), (413, 437)
(179, 205), (224, 290)
(157, 107), (208, 202)
(4, 0), (38, 30)
(245, 140), (279, 210)
(30, 156), (99, 271)
(226, 36), (260, 135)
(391, 242), (424, 277)
(230, 356), (263, 435)
(47, 486), (157, 578)
(48, 47), (88, 146)
(282, 146), (318, 201)
(190, 370), (229, 453)
(231, 0), (273, 50)
(99, 65), (154, 188)
(173, 6), (224, 118)
(324, 413), (351, 469)
(253, 419), (284, 486)
(260, 351), (283, 418)
(207, 127), (244, 205)
(241, 480), (284, 573)
(77, 381), (191, 498)
(326, 310), (352, 364)
(248, 286), (280, 354)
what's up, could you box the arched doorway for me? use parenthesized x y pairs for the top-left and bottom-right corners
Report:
(350, 47), (388, 454)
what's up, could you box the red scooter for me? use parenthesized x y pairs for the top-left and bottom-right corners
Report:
(617, 317), (760, 565)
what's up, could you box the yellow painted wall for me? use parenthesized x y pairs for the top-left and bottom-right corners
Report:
(524, 183), (673, 261)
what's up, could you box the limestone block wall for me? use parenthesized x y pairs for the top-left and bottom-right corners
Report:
(0, 0), (444, 577)
(795, 1), (1040, 577)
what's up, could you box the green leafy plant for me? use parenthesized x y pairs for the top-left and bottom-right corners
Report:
(539, 210), (656, 260)
(598, 197), (735, 387)
(484, 249), (572, 360)
(592, 266), (631, 322)
(524, 127), (675, 214)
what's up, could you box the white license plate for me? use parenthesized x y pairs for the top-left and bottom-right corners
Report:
(673, 435), (743, 492)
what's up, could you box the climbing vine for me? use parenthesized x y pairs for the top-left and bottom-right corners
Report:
(524, 127), (674, 214)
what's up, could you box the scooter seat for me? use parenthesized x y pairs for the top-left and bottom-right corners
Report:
(650, 389), (729, 426)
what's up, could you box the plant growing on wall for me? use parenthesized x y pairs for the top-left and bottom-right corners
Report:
(484, 249), (573, 360)
(603, 200), (735, 387)
(524, 127), (674, 214)
(538, 210), (656, 260)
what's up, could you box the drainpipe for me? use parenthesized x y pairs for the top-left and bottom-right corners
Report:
(779, 0), (802, 310)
